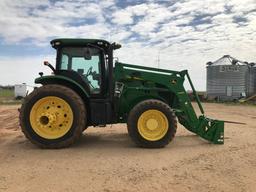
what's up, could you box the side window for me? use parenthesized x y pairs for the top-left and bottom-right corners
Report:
(71, 58), (87, 72)
(60, 47), (102, 94)
(71, 56), (100, 73)
(71, 56), (101, 94)
(61, 54), (68, 70)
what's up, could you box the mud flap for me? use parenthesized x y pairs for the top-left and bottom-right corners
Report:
(196, 115), (224, 144)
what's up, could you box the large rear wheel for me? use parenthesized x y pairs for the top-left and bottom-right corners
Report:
(19, 84), (86, 148)
(127, 99), (177, 148)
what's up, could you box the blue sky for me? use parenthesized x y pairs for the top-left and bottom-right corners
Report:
(0, 0), (255, 90)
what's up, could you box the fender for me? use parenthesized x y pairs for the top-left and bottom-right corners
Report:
(35, 75), (90, 99)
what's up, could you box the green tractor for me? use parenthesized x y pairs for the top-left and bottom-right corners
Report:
(19, 38), (224, 148)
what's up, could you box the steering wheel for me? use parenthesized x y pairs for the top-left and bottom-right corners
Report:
(84, 66), (96, 89)
(86, 66), (93, 77)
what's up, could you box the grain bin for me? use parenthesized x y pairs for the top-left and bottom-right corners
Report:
(206, 55), (256, 101)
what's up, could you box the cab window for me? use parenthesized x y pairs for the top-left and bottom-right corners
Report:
(60, 47), (101, 94)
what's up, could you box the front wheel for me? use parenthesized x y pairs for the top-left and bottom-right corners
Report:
(127, 99), (177, 148)
(19, 84), (86, 148)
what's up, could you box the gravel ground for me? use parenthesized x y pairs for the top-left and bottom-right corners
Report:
(0, 103), (256, 192)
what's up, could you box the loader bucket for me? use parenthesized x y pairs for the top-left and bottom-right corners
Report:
(196, 115), (224, 144)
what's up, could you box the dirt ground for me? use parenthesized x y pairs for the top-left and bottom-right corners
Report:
(0, 103), (255, 192)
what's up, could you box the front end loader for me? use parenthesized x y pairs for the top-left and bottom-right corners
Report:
(19, 38), (224, 148)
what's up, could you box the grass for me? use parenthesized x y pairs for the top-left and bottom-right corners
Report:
(0, 89), (14, 97)
(0, 89), (21, 105)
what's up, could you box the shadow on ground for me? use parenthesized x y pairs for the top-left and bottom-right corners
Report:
(4, 131), (212, 152)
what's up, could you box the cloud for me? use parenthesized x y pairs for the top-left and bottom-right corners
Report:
(0, 0), (114, 44)
(112, 9), (134, 25)
(0, 0), (255, 90)
(0, 55), (54, 86)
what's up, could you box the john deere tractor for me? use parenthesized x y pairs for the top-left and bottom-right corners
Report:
(19, 38), (224, 148)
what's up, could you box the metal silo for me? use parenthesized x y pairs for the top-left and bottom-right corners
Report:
(254, 66), (256, 93)
(206, 55), (254, 101)
(246, 63), (256, 97)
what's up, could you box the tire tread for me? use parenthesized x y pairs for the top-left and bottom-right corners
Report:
(19, 84), (86, 149)
(127, 99), (177, 148)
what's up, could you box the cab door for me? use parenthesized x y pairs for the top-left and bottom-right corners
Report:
(59, 46), (112, 126)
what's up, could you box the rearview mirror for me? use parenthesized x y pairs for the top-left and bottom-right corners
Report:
(84, 48), (92, 60)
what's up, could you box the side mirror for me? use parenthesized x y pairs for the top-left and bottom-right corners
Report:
(44, 61), (50, 66)
(43, 61), (55, 73)
(111, 42), (122, 50)
(84, 48), (92, 60)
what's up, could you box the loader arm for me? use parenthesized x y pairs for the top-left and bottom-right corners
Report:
(114, 62), (224, 144)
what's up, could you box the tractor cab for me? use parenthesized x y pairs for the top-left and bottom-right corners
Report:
(49, 39), (121, 97)
(38, 39), (121, 126)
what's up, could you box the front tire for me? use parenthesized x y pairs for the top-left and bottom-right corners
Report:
(19, 84), (86, 148)
(127, 99), (177, 148)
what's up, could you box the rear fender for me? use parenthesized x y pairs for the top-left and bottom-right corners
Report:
(35, 75), (89, 103)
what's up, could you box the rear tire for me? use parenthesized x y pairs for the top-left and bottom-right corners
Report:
(127, 99), (177, 148)
(19, 84), (86, 148)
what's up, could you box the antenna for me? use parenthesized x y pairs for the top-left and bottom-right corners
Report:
(157, 50), (160, 68)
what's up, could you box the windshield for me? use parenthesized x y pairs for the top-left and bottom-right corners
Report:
(60, 47), (102, 94)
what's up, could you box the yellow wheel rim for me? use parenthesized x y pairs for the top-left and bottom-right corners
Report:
(29, 96), (74, 139)
(137, 109), (168, 141)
